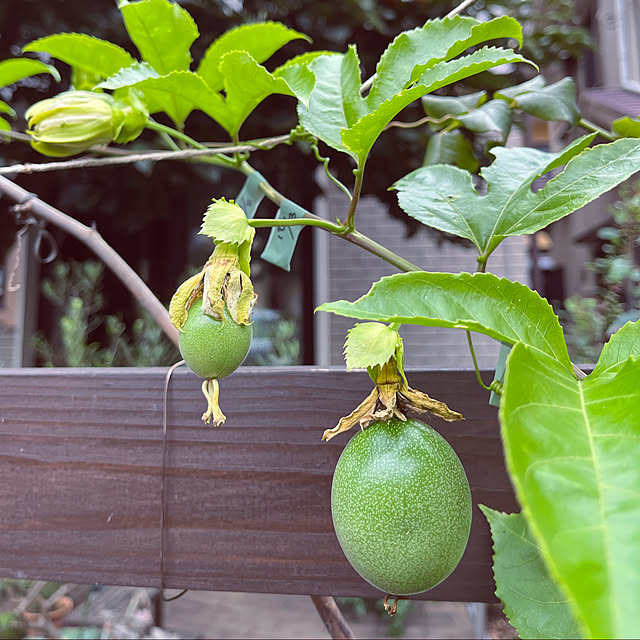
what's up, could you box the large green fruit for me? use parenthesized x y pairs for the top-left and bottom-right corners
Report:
(178, 298), (252, 379)
(331, 417), (472, 595)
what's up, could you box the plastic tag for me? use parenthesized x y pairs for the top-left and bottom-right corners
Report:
(260, 199), (308, 271)
(489, 341), (513, 407)
(236, 171), (266, 219)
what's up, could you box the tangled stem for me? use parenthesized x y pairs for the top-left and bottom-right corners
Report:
(201, 378), (226, 426)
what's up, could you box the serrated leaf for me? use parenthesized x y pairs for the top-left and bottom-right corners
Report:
(368, 15), (523, 109)
(344, 322), (400, 370)
(393, 135), (640, 260)
(197, 21), (310, 92)
(342, 47), (532, 164)
(273, 52), (332, 108)
(23, 34), (135, 79)
(297, 52), (363, 160)
(424, 130), (479, 173)
(501, 343), (640, 639)
(480, 507), (582, 639)
(199, 199), (255, 246)
(0, 58), (60, 88)
(592, 319), (640, 376)
(317, 271), (572, 369)
(422, 91), (487, 119)
(97, 61), (158, 90)
(498, 76), (580, 125)
(120, 0), (198, 75)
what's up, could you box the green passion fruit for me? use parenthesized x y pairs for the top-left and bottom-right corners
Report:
(178, 298), (252, 380)
(331, 417), (472, 596)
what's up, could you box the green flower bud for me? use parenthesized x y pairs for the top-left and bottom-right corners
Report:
(26, 90), (148, 157)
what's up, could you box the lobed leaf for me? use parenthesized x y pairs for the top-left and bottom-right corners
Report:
(501, 343), (640, 639)
(342, 47), (532, 164)
(343, 322), (401, 371)
(0, 58), (60, 88)
(97, 61), (158, 90)
(480, 507), (582, 639)
(273, 52), (333, 108)
(197, 22), (310, 92)
(368, 15), (523, 109)
(120, 0), (198, 75)
(23, 34), (134, 80)
(392, 134), (640, 260)
(317, 271), (572, 369)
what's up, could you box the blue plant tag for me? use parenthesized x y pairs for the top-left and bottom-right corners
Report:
(236, 171), (266, 219)
(489, 341), (513, 407)
(260, 199), (308, 271)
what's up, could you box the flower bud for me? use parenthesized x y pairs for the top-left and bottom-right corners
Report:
(26, 90), (148, 157)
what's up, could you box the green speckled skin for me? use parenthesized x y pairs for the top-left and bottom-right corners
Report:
(331, 417), (472, 596)
(178, 300), (252, 379)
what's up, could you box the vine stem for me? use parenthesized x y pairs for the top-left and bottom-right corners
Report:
(0, 175), (179, 348)
(578, 117), (617, 142)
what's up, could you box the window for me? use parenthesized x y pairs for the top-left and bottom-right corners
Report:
(617, 0), (640, 92)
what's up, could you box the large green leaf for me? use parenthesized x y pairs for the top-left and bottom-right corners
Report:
(368, 15), (523, 109)
(273, 51), (333, 108)
(501, 343), (640, 639)
(342, 46), (531, 165)
(422, 91), (487, 118)
(454, 99), (512, 139)
(592, 320), (640, 376)
(393, 135), (640, 260)
(496, 76), (580, 125)
(480, 507), (582, 639)
(120, 0), (198, 75)
(197, 21), (310, 92)
(317, 271), (572, 369)
(0, 58), (60, 88)
(297, 51), (364, 160)
(23, 34), (134, 79)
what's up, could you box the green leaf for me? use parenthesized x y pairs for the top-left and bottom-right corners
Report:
(479, 507), (582, 640)
(98, 61), (158, 90)
(494, 74), (546, 100)
(0, 58), (60, 88)
(0, 117), (10, 131)
(343, 322), (401, 371)
(0, 100), (15, 117)
(368, 15), (523, 109)
(215, 50), (298, 138)
(501, 343), (640, 639)
(592, 320), (640, 376)
(455, 99), (512, 140)
(23, 34), (135, 79)
(199, 198), (255, 246)
(422, 91), (487, 118)
(297, 53), (360, 159)
(120, 0), (198, 75)
(273, 51), (333, 108)
(424, 130), (479, 173)
(612, 116), (640, 138)
(497, 76), (580, 125)
(197, 21), (310, 92)
(392, 135), (640, 260)
(317, 271), (572, 369)
(342, 47), (532, 164)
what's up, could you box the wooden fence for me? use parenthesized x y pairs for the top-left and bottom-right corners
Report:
(0, 366), (517, 603)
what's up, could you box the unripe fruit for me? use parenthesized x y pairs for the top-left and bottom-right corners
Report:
(331, 417), (472, 596)
(178, 299), (252, 380)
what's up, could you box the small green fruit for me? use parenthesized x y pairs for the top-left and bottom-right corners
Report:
(331, 417), (472, 596)
(178, 298), (252, 380)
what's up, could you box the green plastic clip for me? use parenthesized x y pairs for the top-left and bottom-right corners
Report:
(260, 199), (308, 271)
(236, 171), (266, 219)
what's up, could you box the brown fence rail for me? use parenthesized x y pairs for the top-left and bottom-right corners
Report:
(0, 366), (516, 602)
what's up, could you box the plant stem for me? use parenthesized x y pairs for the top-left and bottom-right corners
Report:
(578, 117), (616, 142)
(344, 165), (365, 231)
(345, 229), (422, 272)
(249, 217), (345, 234)
(447, 0), (478, 18)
